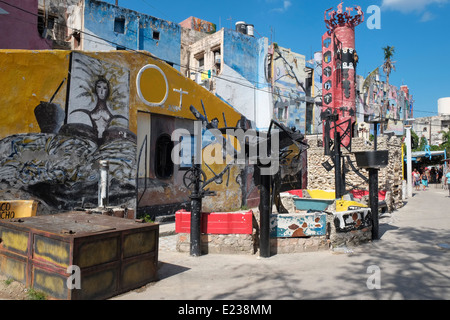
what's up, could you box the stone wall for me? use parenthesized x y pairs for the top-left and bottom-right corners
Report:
(306, 135), (404, 212)
(177, 233), (256, 254)
(278, 194), (372, 249)
(176, 206), (374, 254)
(176, 209), (332, 255)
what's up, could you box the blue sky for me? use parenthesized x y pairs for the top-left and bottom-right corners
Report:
(105, 0), (450, 118)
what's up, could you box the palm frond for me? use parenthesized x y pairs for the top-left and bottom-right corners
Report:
(363, 65), (380, 89)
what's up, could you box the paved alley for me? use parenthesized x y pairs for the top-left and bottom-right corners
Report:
(115, 184), (450, 301)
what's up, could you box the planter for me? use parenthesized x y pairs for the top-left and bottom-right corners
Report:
(353, 150), (389, 169)
(293, 197), (334, 211)
(175, 210), (253, 234)
(270, 212), (327, 237)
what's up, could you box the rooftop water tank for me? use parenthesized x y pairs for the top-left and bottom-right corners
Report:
(246, 24), (254, 37)
(438, 97), (450, 115)
(235, 21), (247, 34)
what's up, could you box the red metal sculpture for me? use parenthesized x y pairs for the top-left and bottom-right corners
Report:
(322, 2), (364, 152)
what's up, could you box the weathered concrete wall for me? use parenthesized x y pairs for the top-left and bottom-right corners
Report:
(272, 46), (308, 133)
(216, 29), (272, 130)
(177, 233), (256, 255)
(306, 135), (404, 212)
(180, 27), (210, 78)
(82, 0), (181, 71)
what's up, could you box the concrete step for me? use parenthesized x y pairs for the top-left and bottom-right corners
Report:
(158, 221), (176, 237)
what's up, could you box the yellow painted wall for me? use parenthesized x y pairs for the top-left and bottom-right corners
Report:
(133, 54), (242, 127)
(0, 50), (70, 139)
(0, 50), (243, 138)
(0, 50), (247, 213)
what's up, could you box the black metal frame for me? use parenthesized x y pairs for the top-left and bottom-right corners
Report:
(182, 119), (309, 257)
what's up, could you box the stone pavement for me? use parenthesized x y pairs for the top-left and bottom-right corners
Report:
(114, 184), (450, 300)
(158, 231), (177, 253)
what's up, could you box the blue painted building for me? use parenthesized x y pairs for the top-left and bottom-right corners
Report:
(76, 0), (181, 71)
(271, 45), (312, 133)
(218, 28), (272, 129)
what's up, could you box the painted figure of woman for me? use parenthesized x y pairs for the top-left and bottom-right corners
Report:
(70, 78), (127, 143)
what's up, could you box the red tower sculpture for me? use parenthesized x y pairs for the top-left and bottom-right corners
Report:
(321, 2), (364, 151)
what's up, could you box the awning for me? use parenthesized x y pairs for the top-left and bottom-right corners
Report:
(411, 150), (446, 157)
(405, 150), (446, 162)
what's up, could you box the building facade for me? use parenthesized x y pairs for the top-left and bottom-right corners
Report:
(0, 49), (258, 218)
(184, 27), (273, 130)
(0, 0), (54, 49)
(306, 51), (324, 135)
(271, 45), (312, 134)
(413, 115), (450, 146)
(63, 0), (182, 71)
(360, 76), (413, 136)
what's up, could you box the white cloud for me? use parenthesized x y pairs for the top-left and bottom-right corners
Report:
(271, 0), (292, 13)
(420, 11), (435, 21)
(382, 0), (448, 13)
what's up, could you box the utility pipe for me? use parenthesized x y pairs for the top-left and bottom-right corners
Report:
(98, 160), (109, 208)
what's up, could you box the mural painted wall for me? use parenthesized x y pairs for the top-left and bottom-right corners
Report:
(364, 78), (385, 118)
(0, 50), (136, 214)
(0, 49), (253, 218)
(306, 51), (323, 135)
(185, 27), (307, 197)
(272, 45), (307, 133)
(134, 51), (256, 215)
(362, 78), (410, 136)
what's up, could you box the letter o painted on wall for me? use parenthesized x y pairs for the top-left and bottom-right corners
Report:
(136, 64), (169, 107)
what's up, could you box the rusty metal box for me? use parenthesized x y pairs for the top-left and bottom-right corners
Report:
(0, 212), (159, 300)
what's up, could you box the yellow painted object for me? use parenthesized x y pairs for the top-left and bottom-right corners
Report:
(336, 200), (368, 212)
(0, 212), (159, 300)
(0, 200), (37, 219)
(307, 189), (335, 199)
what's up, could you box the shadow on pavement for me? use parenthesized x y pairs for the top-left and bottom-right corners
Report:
(157, 262), (190, 281)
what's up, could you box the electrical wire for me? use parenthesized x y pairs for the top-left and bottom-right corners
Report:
(0, 0), (443, 126)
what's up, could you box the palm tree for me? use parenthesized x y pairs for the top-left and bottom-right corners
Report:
(440, 129), (450, 158)
(381, 46), (396, 129)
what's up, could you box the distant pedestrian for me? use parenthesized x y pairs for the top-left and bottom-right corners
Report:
(445, 170), (450, 196)
(421, 170), (429, 191)
(413, 168), (421, 191)
(438, 167), (443, 183)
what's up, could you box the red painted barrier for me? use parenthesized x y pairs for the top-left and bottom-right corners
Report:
(175, 209), (253, 234)
(286, 189), (303, 197)
(351, 189), (386, 201)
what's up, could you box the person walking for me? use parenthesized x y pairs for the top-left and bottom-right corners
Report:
(445, 170), (450, 197)
(413, 168), (421, 191)
(421, 170), (429, 191)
